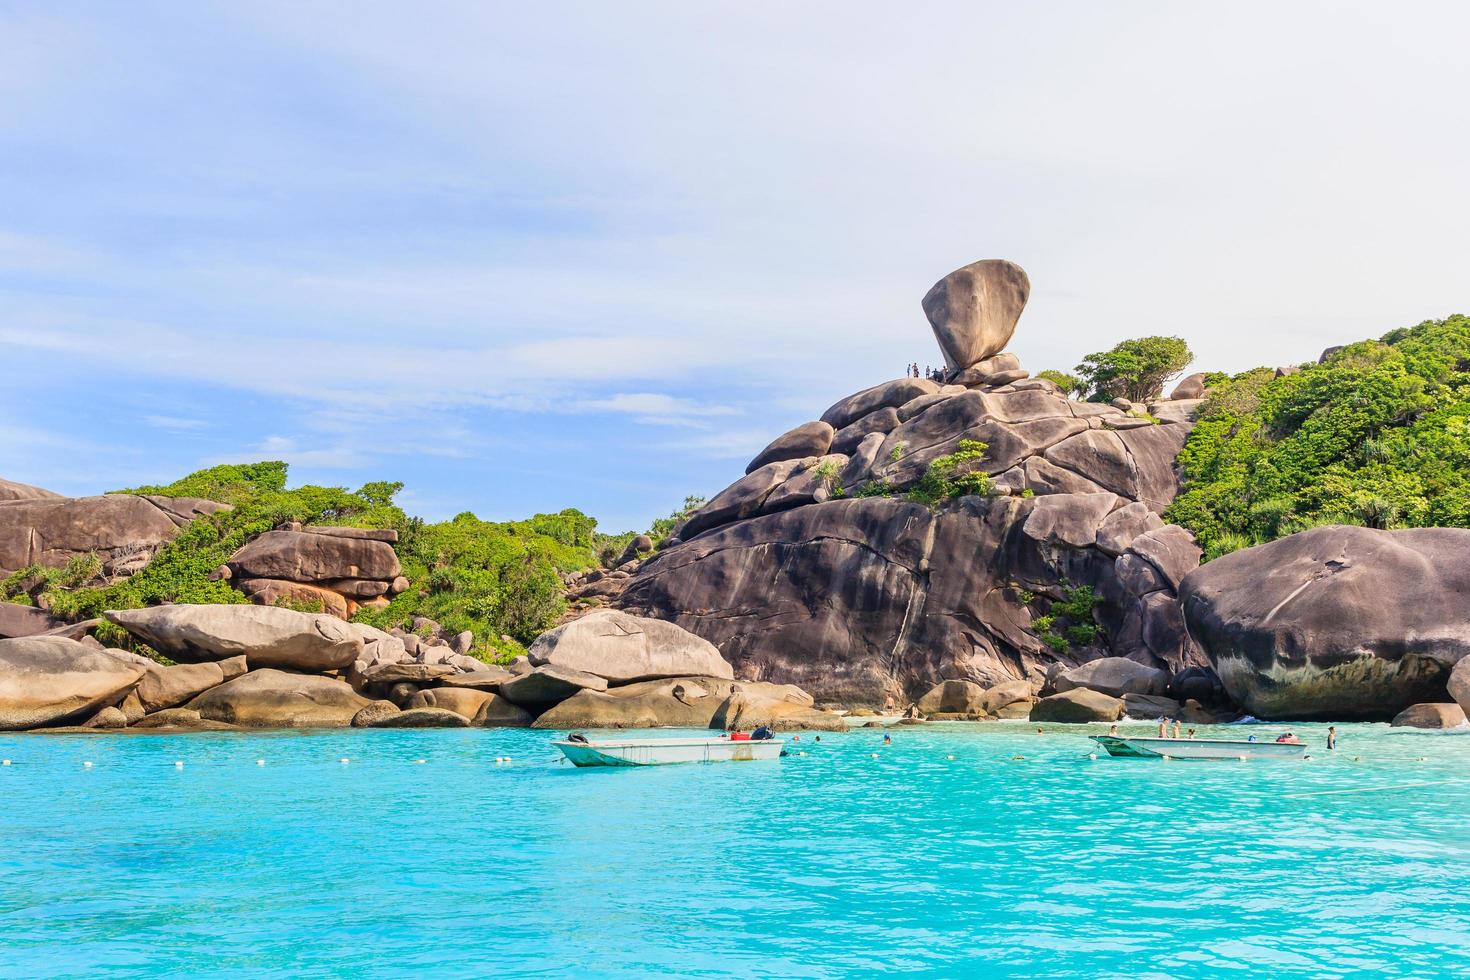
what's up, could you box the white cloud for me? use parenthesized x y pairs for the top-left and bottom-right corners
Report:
(143, 415), (206, 431)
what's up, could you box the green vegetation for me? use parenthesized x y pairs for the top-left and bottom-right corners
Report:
(18, 461), (610, 659)
(647, 495), (705, 546)
(1075, 336), (1194, 403)
(906, 439), (991, 505)
(1025, 584), (1101, 652)
(1165, 315), (1470, 558)
(1036, 369), (1083, 398)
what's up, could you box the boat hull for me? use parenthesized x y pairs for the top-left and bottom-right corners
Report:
(1091, 735), (1307, 760)
(554, 737), (785, 767)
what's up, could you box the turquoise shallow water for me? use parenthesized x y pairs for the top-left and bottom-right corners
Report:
(1, 720), (1468, 979)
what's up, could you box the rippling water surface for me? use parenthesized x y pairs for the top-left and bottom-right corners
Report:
(2, 720), (1467, 978)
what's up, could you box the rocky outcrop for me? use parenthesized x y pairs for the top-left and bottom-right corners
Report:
(135, 656), (249, 713)
(0, 491), (228, 576)
(0, 478), (62, 502)
(0, 636), (146, 730)
(188, 669), (371, 727)
(499, 664), (609, 710)
(1451, 658), (1470, 720)
(922, 259), (1030, 371)
(223, 526), (407, 619)
(747, 422), (836, 473)
(0, 603), (63, 639)
(527, 610), (733, 683)
(532, 676), (845, 732)
(1030, 688), (1124, 723)
(1390, 703), (1466, 729)
(1180, 526), (1470, 720)
(1054, 657), (1168, 698)
(105, 605), (362, 673)
(621, 492), (1203, 705)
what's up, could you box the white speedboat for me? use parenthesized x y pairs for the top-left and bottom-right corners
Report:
(553, 736), (785, 767)
(1091, 735), (1307, 760)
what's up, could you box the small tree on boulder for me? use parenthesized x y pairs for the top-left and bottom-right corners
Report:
(1076, 336), (1193, 403)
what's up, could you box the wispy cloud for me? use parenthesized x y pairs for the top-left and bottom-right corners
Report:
(143, 415), (206, 431)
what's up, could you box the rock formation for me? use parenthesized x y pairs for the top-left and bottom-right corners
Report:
(0, 636), (146, 730)
(528, 609), (733, 682)
(615, 260), (1205, 705)
(220, 524), (409, 619)
(922, 259), (1030, 372)
(0, 487), (228, 577)
(1179, 525), (1470, 720)
(105, 605), (363, 672)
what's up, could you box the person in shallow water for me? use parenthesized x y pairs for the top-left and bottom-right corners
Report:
(882, 734), (892, 745)
(1186, 728), (1196, 739)
(1108, 724), (1119, 736)
(1275, 731), (1300, 744)
(1158, 718), (1169, 738)
(1172, 719), (1182, 739)
(1327, 726), (1337, 750)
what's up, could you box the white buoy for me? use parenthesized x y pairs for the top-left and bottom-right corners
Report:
(415, 759), (426, 764)
(174, 761), (184, 769)
(83, 761), (93, 768)
(256, 759), (265, 766)
(1088, 752), (1097, 760)
(946, 755), (955, 760)
(798, 751), (807, 757)
(340, 758), (350, 765)
(504, 757), (512, 762)
(2, 759), (9, 766)
(870, 753), (879, 759)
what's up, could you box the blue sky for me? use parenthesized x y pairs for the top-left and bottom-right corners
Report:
(2, 2), (1467, 530)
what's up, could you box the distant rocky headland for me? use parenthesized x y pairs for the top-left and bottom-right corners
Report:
(3, 259), (1469, 732)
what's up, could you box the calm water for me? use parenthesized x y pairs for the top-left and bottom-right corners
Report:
(1, 720), (1467, 979)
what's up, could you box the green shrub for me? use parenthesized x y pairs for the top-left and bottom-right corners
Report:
(906, 439), (991, 506)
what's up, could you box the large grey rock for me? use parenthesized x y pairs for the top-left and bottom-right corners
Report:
(677, 460), (804, 540)
(188, 669), (370, 727)
(0, 494), (228, 576)
(1180, 526), (1470, 720)
(1127, 526), (1201, 591)
(235, 578), (350, 619)
(1121, 692), (1182, 719)
(499, 664), (608, 709)
(921, 259), (1030, 371)
(0, 478), (62, 501)
(1169, 373), (1209, 400)
(831, 408), (901, 456)
(0, 603), (63, 639)
(227, 529), (400, 583)
(528, 609), (732, 683)
(1095, 503), (1164, 557)
(1390, 703), (1466, 729)
(619, 493), (1199, 706)
(1054, 657), (1168, 698)
(105, 605), (362, 672)
(532, 676), (833, 731)
(0, 636), (146, 730)
(1030, 688), (1124, 723)
(819, 379), (939, 430)
(746, 421), (835, 474)
(916, 679), (988, 716)
(368, 707), (469, 728)
(135, 656), (248, 713)
(1445, 654), (1470, 719)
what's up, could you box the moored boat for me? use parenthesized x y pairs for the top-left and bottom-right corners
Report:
(1091, 735), (1307, 760)
(553, 736), (785, 767)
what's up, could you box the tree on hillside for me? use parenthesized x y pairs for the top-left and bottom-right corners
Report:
(1075, 336), (1194, 403)
(1036, 369), (1084, 398)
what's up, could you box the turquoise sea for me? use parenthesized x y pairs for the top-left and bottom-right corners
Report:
(2, 721), (1467, 979)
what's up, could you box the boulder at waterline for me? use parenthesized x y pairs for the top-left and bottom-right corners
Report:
(1029, 689), (1125, 723)
(0, 636), (146, 730)
(407, 686), (497, 720)
(527, 610), (733, 683)
(351, 701), (400, 727)
(1449, 657), (1470, 719)
(532, 677), (833, 731)
(188, 669), (370, 728)
(922, 259), (1030, 372)
(83, 705), (128, 729)
(717, 689), (848, 732)
(916, 680), (989, 716)
(367, 706), (469, 728)
(135, 656), (248, 713)
(1053, 657), (1168, 698)
(105, 604), (362, 673)
(1179, 526), (1470, 720)
(499, 664), (608, 709)
(1390, 703), (1466, 729)
(1120, 693), (1181, 720)
(472, 694), (534, 728)
(130, 707), (239, 730)
(979, 679), (1037, 714)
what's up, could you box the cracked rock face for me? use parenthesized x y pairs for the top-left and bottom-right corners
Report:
(1180, 525), (1470, 721)
(0, 491), (229, 576)
(922, 259), (1031, 371)
(620, 492), (1207, 705)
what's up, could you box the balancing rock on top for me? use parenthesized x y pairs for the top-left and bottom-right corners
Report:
(922, 259), (1030, 372)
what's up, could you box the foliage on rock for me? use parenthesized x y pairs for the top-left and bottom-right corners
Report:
(1166, 315), (1470, 558)
(1075, 336), (1194, 402)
